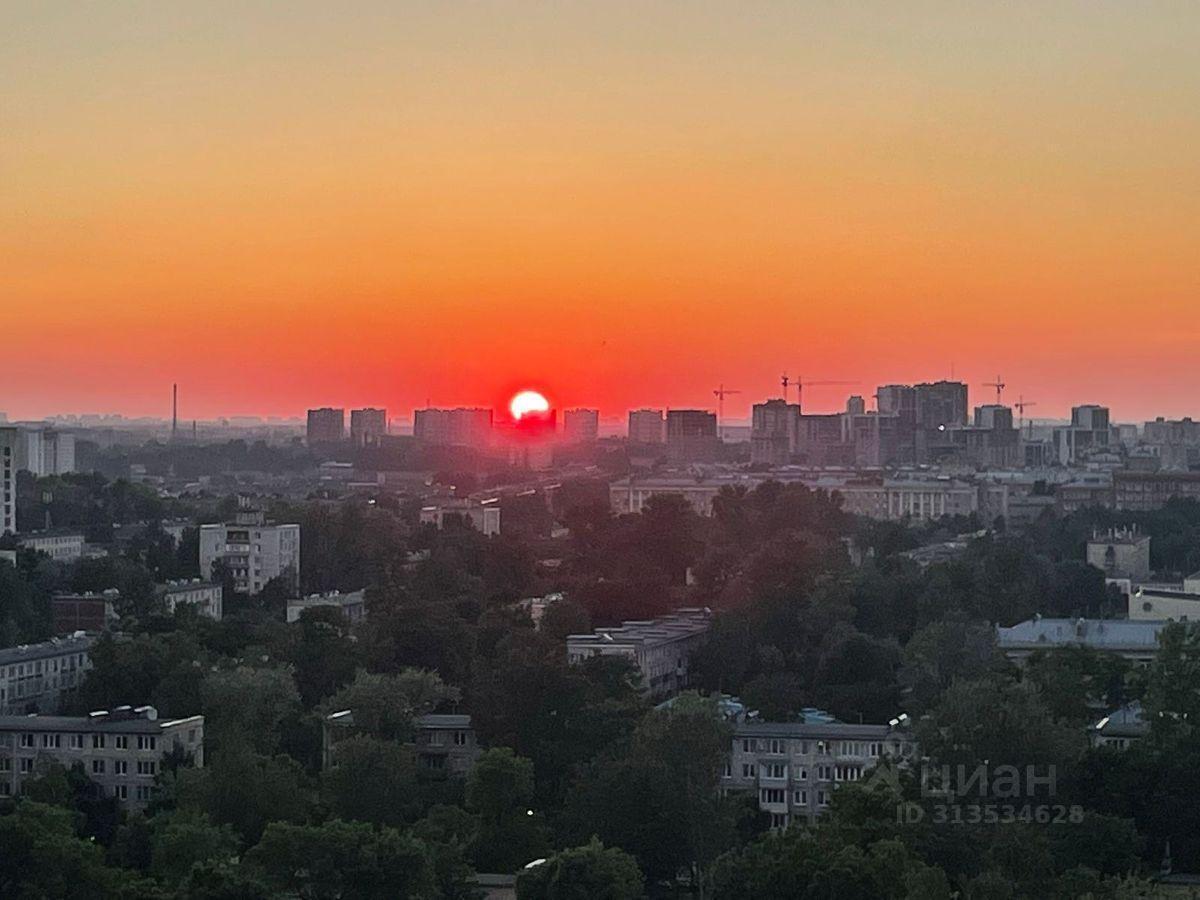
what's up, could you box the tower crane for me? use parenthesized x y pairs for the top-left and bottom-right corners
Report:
(791, 375), (860, 411)
(983, 375), (1006, 405)
(1013, 396), (1037, 436)
(712, 384), (742, 426)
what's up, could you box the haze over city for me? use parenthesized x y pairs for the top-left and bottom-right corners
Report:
(5, 2), (1200, 421)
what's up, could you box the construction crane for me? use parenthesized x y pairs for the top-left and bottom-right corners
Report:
(790, 375), (860, 411)
(983, 375), (1006, 405)
(1013, 395), (1037, 436)
(712, 384), (742, 425)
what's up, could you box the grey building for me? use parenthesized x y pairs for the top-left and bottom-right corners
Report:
(350, 408), (388, 447)
(0, 706), (203, 809)
(306, 407), (345, 445)
(0, 635), (95, 715)
(722, 719), (916, 829)
(996, 617), (1165, 666)
(750, 400), (800, 466)
(567, 608), (712, 698)
(322, 710), (480, 776)
(199, 504), (299, 595)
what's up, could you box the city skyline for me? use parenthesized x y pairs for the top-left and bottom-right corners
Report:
(5, 3), (1200, 422)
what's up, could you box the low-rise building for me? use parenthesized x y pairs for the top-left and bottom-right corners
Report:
(17, 530), (86, 562)
(51, 592), (118, 634)
(159, 580), (223, 620)
(1087, 528), (1151, 583)
(835, 477), (979, 522)
(996, 617), (1164, 666)
(322, 710), (480, 775)
(0, 706), (204, 808)
(419, 498), (501, 536)
(286, 590), (366, 625)
(722, 718), (916, 829)
(1114, 470), (1200, 511)
(567, 608), (712, 699)
(0, 635), (95, 715)
(1091, 703), (1148, 750)
(1130, 574), (1200, 621)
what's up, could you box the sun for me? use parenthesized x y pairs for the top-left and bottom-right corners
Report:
(509, 390), (550, 420)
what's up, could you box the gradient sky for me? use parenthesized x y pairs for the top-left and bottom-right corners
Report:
(4, 2), (1200, 422)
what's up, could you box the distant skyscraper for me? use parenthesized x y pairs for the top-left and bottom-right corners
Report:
(413, 408), (493, 447)
(562, 409), (599, 444)
(306, 408), (345, 445)
(350, 408), (387, 447)
(665, 409), (720, 461)
(628, 409), (665, 444)
(0, 428), (16, 534)
(914, 381), (969, 430)
(750, 399), (800, 466)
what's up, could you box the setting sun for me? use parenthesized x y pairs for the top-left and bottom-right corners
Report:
(509, 390), (550, 420)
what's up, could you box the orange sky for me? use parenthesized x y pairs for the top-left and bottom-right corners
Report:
(3, 2), (1200, 422)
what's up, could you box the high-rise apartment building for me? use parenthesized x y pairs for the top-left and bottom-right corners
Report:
(750, 400), (800, 466)
(0, 428), (15, 535)
(306, 408), (345, 445)
(628, 409), (665, 444)
(562, 409), (599, 444)
(914, 381), (969, 430)
(665, 409), (720, 461)
(9, 426), (75, 476)
(412, 408), (493, 448)
(349, 408), (387, 447)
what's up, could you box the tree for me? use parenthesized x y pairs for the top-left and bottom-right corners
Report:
(465, 747), (549, 873)
(321, 668), (460, 742)
(200, 665), (301, 755)
(245, 820), (438, 900)
(149, 811), (240, 885)
(0, 801), (119, 898)
(1143, 621), (1200, 738)
(285, 606), (362, 706)
(322, 735), (423, 827)
(516, 838), (644, 900)
(900, 616), (999, 712)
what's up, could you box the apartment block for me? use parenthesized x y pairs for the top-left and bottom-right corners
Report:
(627, 409), (665, 444)
(0, 428), (15, 534)
(17, 530), (86, 562)
(306, 408), (345, 445)
(350, 408), (387, 447)
(286, 590), (366, 624)
(722, 719), (916, 829)
(0, 706), (204, 810)
(0, 635), (95, 715)
(159, 580), (223, 620)
(567, 608), (712, 698)
(562, 409), (600, 444)
(199, 509), (300, 595)
(412, 408), (493, 448)
(322, 710), (480, 775)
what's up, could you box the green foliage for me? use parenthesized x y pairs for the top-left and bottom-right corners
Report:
(245, 819), (439, 900)
(322, 735), (423, 827)
(148, 811), (240, 884)
(322, 668), (460, 742)
(465, 747), (549, 873)
(0, 801), (120, 898)
(516, 838), (644, 900)
(201, 665), (301, 755)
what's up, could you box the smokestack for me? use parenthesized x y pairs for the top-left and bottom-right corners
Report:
(172, 384), (178, 440)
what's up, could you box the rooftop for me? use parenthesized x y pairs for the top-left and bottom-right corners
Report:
(568, 608), (713, 651)
(0, 634), (95, 666)
(0, 706), (202, 734)
(997, 618), (1165, 651)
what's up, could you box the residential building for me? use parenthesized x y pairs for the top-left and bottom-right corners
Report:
(562, 409), (599, 444)
(10, 426), (76, 476)
(0, 428), (15, 534)
(412, 407), (493, 448)
(750, 400), (800, 466)
(199, 506), (300, 595)
(419, 498), (501, 536)
(1086, 528), (1150, 582)
(1090, 703), (1148, 750)
(665, 410), (720, 461)
(628, 409), (665, 444)
(1054, 405), (1111, 464)
(915, 381), (969, 430)
(349, 408), (387, 447)
(286, 590), (366, 625)
(306, 407), (345, 445)
(17, 530), (86, 562)
(322, 710), (480, 775)
(567, 608), (712, 698)
(996, 617), (1164, 666)
(0, 706), (204, 809)
(0, 635), (95, 715)
(722, 719), (916, 828)
(159, 580), (223, 620)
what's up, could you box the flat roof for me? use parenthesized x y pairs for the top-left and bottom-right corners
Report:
(997, 618), (1165, 651)
(0, 713), (202, 734)
(0, 635), (95, 666)
(733, 721), (906, 740)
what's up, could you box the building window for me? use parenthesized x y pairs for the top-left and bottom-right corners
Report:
(759, 788), (785, 804)
(19, 734), (33, 749)
(19, 758), (34, 773)
(136, 736), (157, 751)
(741, 763), (755, 778)
(115, 736), (129, 749)
(794, 789), (808, 805)
(92, 735), (106, 749)
(69, 734), (84, 750)
(92, 759), (106, 775)
(114, 760), (128, 776)
(741, 739), (753, 753)
(136, 761), (157, 776)
(817, 790), (830, 807)
(770, 813), (788, 829)
(115, 785), (128, 800)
